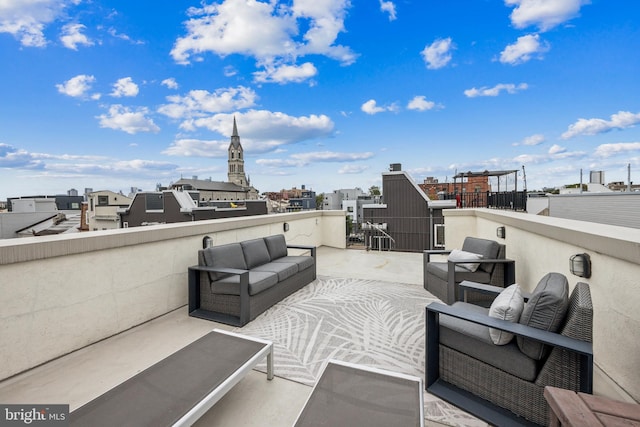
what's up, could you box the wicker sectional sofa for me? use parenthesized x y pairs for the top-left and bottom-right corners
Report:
(188, 234), (316, 326)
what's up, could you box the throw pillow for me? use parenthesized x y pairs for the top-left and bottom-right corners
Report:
(448, 249), (483, 272)
(488, 284), (525, 345)
(517, 273), (569, 360)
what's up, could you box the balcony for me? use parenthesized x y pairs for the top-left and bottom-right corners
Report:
(0, 208), (638, 425)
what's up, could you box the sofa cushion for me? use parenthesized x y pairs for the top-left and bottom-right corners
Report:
(488, 284), (524, 345)
(448, 249), (483, 272)
(202, 243), (247, 281)
(517, 272), (569, 360)
(272, 255), (314, 271)
(241, 238), (272, 269)
(264, 234), (288, 260)
(426, 262), (491, 284)
(440, 302), (538, 381)
(461, 237), (500, 273)
(253, 261), (299, 281)
(211, 271), (279, 296)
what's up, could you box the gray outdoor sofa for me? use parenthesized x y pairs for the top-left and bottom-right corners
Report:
(188, 234), (316, 326)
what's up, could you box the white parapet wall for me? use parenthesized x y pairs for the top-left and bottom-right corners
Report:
(443, 208), (640, 404)
(0, 210), (346, 381)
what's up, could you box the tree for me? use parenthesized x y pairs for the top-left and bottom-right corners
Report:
(315, 194), (324, 209)
(369, 185), (381, 196)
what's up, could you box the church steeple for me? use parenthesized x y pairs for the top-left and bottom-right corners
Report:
(228, 116), (247, 187)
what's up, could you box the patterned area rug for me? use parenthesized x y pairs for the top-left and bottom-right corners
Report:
(234, 276), (487, 427)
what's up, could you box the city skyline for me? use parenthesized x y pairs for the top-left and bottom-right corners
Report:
(1, 0), (639, 200)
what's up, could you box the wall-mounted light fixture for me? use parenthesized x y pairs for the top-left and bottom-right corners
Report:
(283, 222), (289, 232)
(570, 253), (591, 278)
(496, 226), (506, 239)
(202, 236), (213, 249)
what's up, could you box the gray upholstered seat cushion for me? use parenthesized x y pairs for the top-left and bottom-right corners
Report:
(211, 271), (279, 296)
(253, 261), (299, 281)
(201, 243), (247, 281)
(272, 255), (314, 271)
(426, 262), (491, 283)
(264, 234), (288, 260)
(440, 302), (538, 381)
(517, 272), (569, 360)
(461, 237), (500, 273)
(241, 238), (271, 269)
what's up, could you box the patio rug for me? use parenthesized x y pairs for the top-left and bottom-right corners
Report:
(234, 276), (487, 427)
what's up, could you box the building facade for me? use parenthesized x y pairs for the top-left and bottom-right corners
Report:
(86, 190), (132, 231)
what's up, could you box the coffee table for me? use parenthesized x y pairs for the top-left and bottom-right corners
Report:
(293, 360), (424, 427)
(544, 386), (640, 426)
(70, 329), (273, 427)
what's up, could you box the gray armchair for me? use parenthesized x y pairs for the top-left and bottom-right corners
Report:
(426, 274), (593, 426)
(423, 237), (515, 305)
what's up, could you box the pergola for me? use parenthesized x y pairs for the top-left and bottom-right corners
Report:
(453, 169), (520, 193)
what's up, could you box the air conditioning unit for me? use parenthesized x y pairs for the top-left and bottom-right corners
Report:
(434, 224), (445, 248)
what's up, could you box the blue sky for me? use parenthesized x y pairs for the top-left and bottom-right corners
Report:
(1, 0), (639, 200)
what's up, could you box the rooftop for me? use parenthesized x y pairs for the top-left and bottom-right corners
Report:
(0, 208), (638, 426)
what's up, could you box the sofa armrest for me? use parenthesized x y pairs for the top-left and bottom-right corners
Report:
(189, 265), (249, 276)
(424, 249), (452, 263)
(458, 280), (531, 302)
(188, 265), (250, 326)
(287, 244), (316, 259)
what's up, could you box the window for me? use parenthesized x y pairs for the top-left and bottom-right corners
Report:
(434, 224), (445, 248)
(98, 195), (109, 206)
(145, 194), (164, 212)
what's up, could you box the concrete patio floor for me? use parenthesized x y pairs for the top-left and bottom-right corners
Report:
(0, 246), (446, 426)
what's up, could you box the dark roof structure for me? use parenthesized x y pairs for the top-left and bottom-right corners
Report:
(172, 178), (245, 192)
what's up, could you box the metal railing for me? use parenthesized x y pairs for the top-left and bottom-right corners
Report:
(441, 191), (527, 211)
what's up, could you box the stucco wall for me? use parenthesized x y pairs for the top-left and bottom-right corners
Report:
(444, 208), (640, 403)
(0, 210), (345, 381)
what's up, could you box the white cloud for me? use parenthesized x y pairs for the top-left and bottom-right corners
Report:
(97, 105), (160, 134)
(514, 134), (545, 146)
(0, 0), (76, 47)
(421, 37), (454, 70)
(56, 74), (96, 98)
(505, 0), (590, 32)
(60, 23), (93, 50)
(548, 144), (566, 154)
(256, 151), (374, 169)
(379, 1), (397, 21)
(499, 34), (549, 65)
(253, 62), (318, 84)
(162, 138), (229, 158)
(561, 111), (640, 139)
(594, 142), (640, 158)
(170, 0), (356, 68)
(339, 164), (369, 174)
(407, 96), (437, 111)
(464, 83), (528, 97)
(361, 99), (398, 115)
(107, 28), (144, 45)
(291, 151), (374, 164)
(110, 77), (139, 97)
(158, 86), (258, 123)
(161, 78), (179, 90)
(165, 110), (334, 155)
